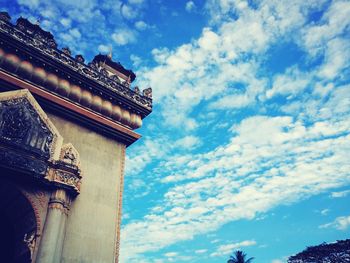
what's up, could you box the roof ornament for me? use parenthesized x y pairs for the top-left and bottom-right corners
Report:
(0, 12), (11, 23)
(62, 47), (72, 56)
(142, 87), (152, 98)
(107, 46), (112, 60)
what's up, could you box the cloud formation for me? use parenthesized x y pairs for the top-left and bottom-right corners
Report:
(320, 215), (350, 230)
(121, 0), (350, 262)
(7, 0), (349, 262)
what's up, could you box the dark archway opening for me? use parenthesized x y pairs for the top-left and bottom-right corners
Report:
(0, 181), (37, 263)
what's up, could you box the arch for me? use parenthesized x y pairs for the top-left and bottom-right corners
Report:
(0, 181), (38, 263)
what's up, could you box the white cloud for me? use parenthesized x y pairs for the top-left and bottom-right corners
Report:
(320, 215), (350, 230)
(13, 0), (145, 57)
(120, 0), (350, 261)
(69, 28), (81, 39)
(210, 240), (256, 257)
(209, 93), (252, 109)
(185, 1), (196, 12)
(130, 54), (142, 67)
(41, 8), (56, 19)
(175, 135), (201, 150)
(59, 28), (82, 46)
(137, 0), (333, 130)
(320, 209), (330, 216)
(128, 0), (144, 4)
(301, 0), (350, 57)
(330, 190), (350, 198)
(60, 18), (71, 27)
(122, 109), (350, 261)
(135, 20), (148, 30)
(317, 38), (350, 79)
(265, 67), (311, 99)
(17, 0), (39, 9)
(164, 252), (177, 257)
(98, 44), (110, 53)
(112, 29), (137, 45)
(121, 3), (138, 20)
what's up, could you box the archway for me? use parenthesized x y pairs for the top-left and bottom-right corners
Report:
(0, 181), (37, 263)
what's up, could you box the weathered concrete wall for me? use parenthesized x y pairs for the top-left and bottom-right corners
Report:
(47, 113), (124, 263)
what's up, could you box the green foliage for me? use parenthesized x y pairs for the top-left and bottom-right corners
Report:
(288, 239), (350, 263)
(227, 250), (254, 263)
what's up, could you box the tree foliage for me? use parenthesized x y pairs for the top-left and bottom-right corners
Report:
(288, 239), (350, 263)
(227, 250), (254, 263)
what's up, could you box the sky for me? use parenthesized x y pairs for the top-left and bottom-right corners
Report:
(2, 0), (350, 262)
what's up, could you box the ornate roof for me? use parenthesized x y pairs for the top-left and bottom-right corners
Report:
(0, 12), (152, 114)
(92, 54), (136, 83)
(0, 12), (152, 145)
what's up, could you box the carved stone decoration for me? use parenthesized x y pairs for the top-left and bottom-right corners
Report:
(1, 105), (31, 141)
(15, 17), (57, 49)
(0, 12), (11, 23)
(75, 54), (85, 63)
(45, 164), (82, 194)
(54, 170), (81, 191)
(0, 89), (63, 161)
(111, 75), (121, 83)
(0, 99), (52, 158)
(0, 148), (48, 175)
(142, 87), (152, 98)
(0, 18), (152, 110)
(24, 231), (36, 260)
(0, 89), (82, 195)
(62, 47), (71, 56)
(48, 143), (82, 194)
(60, 143), (80, 167)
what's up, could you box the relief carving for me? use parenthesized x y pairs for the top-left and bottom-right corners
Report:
(1, 106), (31, 140)
(60, 143), (80, 167)
(0, 90), (63, 160)
(0, 98), (53, 157)
(53, 170), (81, 191)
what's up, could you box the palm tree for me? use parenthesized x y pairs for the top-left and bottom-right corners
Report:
(227, 250), (254, 263)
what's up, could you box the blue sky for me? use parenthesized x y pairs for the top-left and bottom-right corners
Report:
(2, 0), (350, 262)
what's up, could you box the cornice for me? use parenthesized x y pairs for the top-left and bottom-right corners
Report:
(0, 14), (152, 117)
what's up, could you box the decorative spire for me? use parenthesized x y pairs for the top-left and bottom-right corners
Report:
(107, 46), (112, 60)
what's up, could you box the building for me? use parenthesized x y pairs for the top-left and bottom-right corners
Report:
(0, 12), (152, 263)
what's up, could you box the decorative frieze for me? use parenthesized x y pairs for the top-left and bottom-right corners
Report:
(0, 49), (144, 129)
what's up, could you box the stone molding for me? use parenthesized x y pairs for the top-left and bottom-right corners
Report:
(48, 189), (72, 215)
(115, 145), (126, 263)
(0, 48), (144, 130)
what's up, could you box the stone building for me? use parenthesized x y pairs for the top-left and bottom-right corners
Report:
(0, 12), (152, 263)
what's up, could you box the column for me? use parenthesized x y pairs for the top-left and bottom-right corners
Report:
(36, 189), (71, 263)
